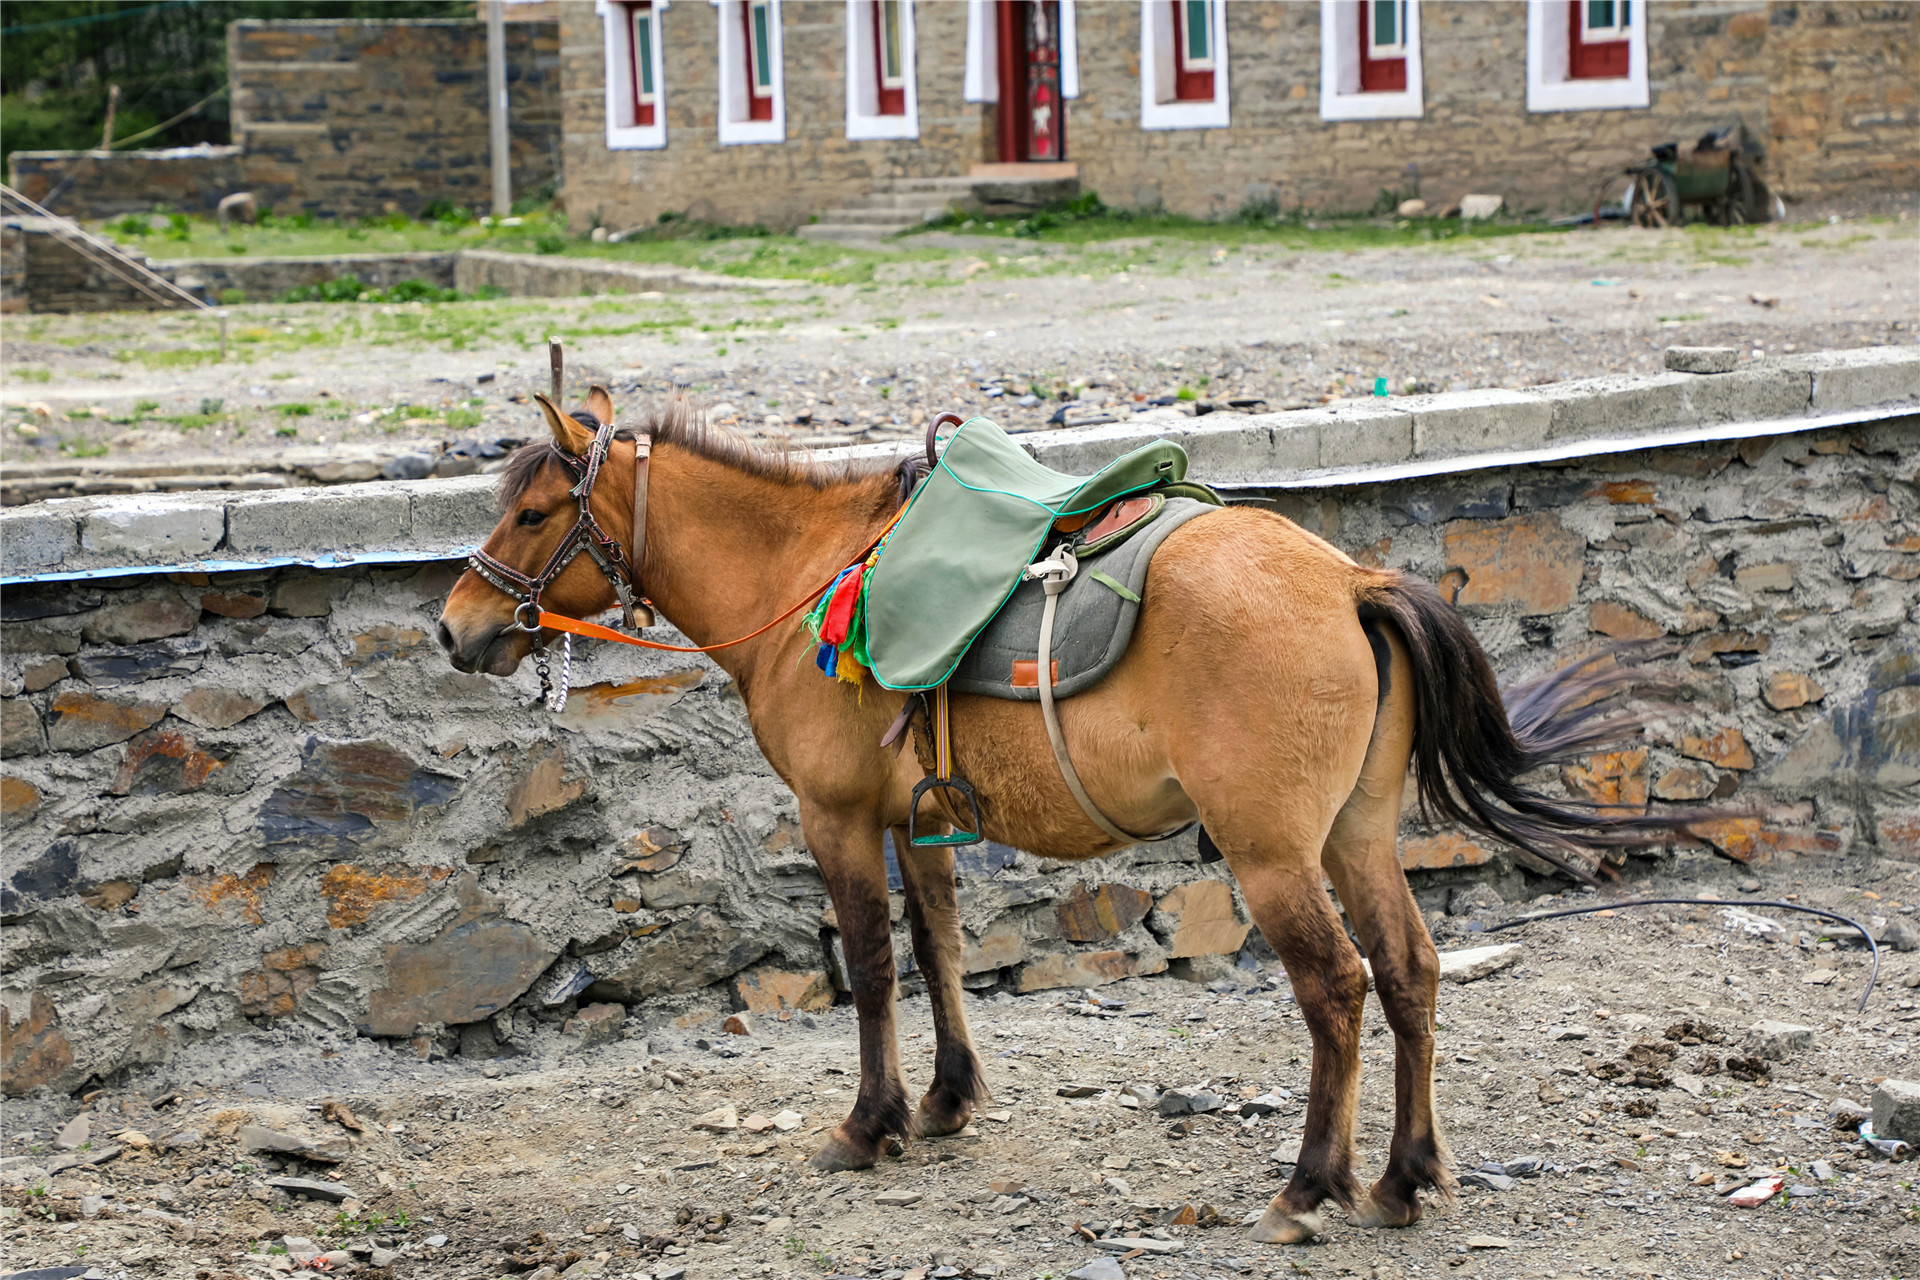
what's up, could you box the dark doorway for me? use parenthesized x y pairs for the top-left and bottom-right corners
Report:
(993, 0), (1065, 163)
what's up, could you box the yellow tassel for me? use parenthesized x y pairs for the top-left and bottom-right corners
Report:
(836, 654), (866, 701)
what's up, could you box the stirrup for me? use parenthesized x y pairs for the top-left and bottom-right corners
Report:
(909, 682), (983, 847)
(909, 775), (983, 847)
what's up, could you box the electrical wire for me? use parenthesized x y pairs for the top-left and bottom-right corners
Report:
(1, 0), (190, 37)
(1485, 896), (1882, 1013)
(106, 82), (228, 149)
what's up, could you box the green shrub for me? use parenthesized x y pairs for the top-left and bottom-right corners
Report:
(218, 288), (245, 305)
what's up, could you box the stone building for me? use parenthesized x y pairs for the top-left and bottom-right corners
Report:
(556, 0), (1917, 232)
(9, 19), (562, 221)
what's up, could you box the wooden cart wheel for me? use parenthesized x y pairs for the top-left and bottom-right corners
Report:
(1719, 164), (1756, 226)
(1630, 170), (1681, 229)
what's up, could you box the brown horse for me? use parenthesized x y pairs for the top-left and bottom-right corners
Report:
(436, 390), (1685, 1244)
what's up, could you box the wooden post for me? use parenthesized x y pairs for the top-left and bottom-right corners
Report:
(219, 312), (228, 363)
(487, 0), (511, 218)
(548, 337), (563, 402)
(101, 84), (120, 150)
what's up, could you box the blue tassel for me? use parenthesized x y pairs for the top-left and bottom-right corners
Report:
(816, 642), (834, 674)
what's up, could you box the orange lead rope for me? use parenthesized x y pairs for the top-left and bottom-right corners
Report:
(533, 507), (904, 656)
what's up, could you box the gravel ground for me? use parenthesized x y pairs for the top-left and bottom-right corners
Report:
(3, 855), (1913, 1280)
(2, 216), (1913, 477)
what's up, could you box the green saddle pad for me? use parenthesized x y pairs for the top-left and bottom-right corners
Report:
(862, 415), (1190, 691)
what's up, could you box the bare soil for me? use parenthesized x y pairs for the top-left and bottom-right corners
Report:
(3, 217), (1913, 479)
(3, 854), (1913, 1280)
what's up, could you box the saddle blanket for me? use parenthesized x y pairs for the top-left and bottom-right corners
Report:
(950, 497), (1221, 701)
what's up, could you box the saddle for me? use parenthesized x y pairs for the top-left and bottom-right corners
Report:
(861, 415), (1212, 691)
(836, 415), (1224, 848)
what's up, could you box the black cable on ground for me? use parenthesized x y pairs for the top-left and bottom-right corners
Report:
(1485, 896), (1882, 1013)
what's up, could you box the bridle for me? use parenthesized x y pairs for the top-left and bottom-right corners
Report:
(467, 410), (653, 710)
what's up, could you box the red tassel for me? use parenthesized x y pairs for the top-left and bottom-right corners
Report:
(820, 564), (864, 645)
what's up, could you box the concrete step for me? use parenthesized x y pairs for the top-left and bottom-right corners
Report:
(814, 208), (924, 228)
(878, 176), (975, 194)
(850, 192), (962, 213)
(796, 223), (906, 244)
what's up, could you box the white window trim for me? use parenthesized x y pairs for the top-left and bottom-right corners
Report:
(713, 0), (785, 145)
(1582, 0), (1629, 39)
(598, 0), (667, 150)
(1140, 0), (1228, 130)
(963, 0), (1078, 104)
(846, 0), (919, 140)
(1526, 0), (1648, 113)
(1319, 0), (1422, 121)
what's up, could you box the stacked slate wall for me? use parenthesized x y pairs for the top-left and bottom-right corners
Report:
(3, 415), (1914, 1099)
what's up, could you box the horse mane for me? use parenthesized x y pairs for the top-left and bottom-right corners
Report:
(495, 396), (929, 513)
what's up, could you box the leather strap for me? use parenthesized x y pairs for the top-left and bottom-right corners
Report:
(1031, 545), (1191, 846)
(628, 433), (655, 628)
(926, 411), (963, 469)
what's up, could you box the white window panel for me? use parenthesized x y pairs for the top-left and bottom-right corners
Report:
(713, 0), (785, 144)
(1527, 0), (1648, 112)
(599, 0), (668, 150)
(1319, 0), (1423, 121)
(964, 0), (1078, 103)
(847, 0), (920, 140)
(1140, 0), (1228, 130)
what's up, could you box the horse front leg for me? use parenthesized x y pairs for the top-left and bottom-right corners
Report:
(808, 809), (911, 1171)
(892, 827), (988, 1136)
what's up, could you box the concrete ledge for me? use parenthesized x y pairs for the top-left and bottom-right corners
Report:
(5, 345), (1916, 581)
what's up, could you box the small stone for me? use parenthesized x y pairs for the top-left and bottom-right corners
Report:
(1873, 1079), (1920, 1144)
(1738, 878), (1762, 893)
(1884, 919), (1920, 953)
(1057, 1083), (1103, 1098)
(1458, 194), (1503, 220)
(980, 1109), (1012, 1123)
(723, 1013), (754, 1036)
(1102, 1153), (1131, 1170)
(770, 1109), (804, 1132)
(54, 1113), (90, 1149)
(1068, 1258), (1126, 1280)
(1762, 671), (1825, 711)
(425, 1233), (449, 1247)
(1156, 1086), (1225, 1117)
(1102, 1176), (1132, 1197)
(1743, 1020), (1815, 1061)
(1801, 970), (1837, 986)
(876, 1189), (923, 1206)
(1437, 943), (1523, 984)
(1459, 1171), (1515, 1192)
(1465, 1235), (1510, 1249)
(692, 1104), (738, 1132)
(1664, 346), (1740, 374)
(1120, 1083), (1161, 1106)
(1810, 1159), (1835, 1181)
(1093, 1237), (1184, 1255)
(239, 1125), (347, 1163)
(1240, 1091), (1290, 1116)
(1548, 1026), (1589, 1041)
(268, 1176), (359, 1203)
(743, 1113), (774, 1132)
(1396, 198), (1428, 218)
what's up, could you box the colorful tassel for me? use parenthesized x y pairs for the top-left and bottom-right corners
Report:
(820, 564), (865, 646)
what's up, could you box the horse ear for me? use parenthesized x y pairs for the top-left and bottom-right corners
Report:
(533, 392), (594, 455)
(585, 384), (615, 430)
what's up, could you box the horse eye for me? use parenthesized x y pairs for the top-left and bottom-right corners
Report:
(517, 509), (547, 527)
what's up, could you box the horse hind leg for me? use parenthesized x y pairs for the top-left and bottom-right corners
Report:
(1322, 620), (1453, 1228)
(892, 827), (988, 1136)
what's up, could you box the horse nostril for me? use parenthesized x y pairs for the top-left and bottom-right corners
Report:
(436, 620), (456, 653)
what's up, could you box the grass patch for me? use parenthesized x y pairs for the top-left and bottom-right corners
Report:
(11, 368), (52, 382)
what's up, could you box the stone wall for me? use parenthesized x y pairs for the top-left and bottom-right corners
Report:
(7, 20), (563, 223)
(9, 219), (174, 314)
(559, 0), (1918, 229)
(2, 350), (1916, 1098)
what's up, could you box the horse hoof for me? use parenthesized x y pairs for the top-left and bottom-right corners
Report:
(913, 1100), (972, 1138)
(1247, 1205), (1324, 1245)
(808, 1136), (877, 1173)
(1353, 1194), (1420, 1230)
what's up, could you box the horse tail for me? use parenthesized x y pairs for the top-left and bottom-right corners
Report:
(1356, 570), (1687, 884)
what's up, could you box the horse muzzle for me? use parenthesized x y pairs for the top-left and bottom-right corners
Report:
(437, 617), (529, 676)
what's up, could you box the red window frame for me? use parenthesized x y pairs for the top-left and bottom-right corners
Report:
(1569, 0), (1630, 80)
(1171, 0), (1214, 103)
(626, 1), (656, 127)
(742, 0), (774, 122)
(873, 0), (905, 116)
(1358, 0), (1407, 93)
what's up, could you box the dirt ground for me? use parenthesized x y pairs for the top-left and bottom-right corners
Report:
(3, 852), (1912, 1280)
(3, 215), (1914, 475)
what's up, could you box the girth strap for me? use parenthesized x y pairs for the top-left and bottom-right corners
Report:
(1029, 544), (1192, 846)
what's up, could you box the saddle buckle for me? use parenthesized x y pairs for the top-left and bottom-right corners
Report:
(908, 774), (984, 848)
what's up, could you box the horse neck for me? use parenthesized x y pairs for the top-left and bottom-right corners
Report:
(629, 443), (893, 680)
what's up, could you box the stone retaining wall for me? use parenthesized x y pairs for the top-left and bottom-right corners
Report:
(1, 352), (1915, 1098)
